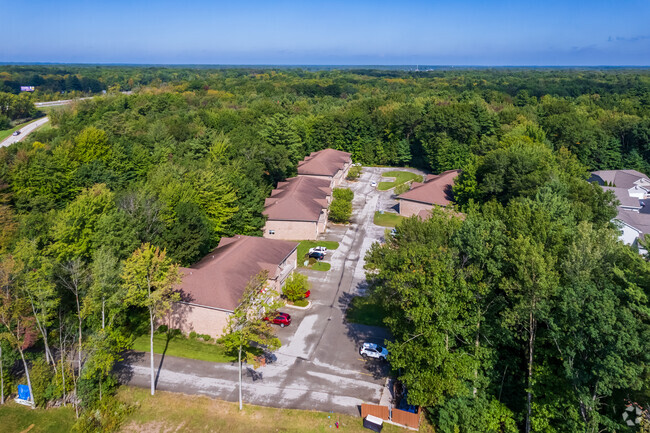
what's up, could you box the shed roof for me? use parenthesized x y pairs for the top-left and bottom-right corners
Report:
(178, 235), (298, 311)
(398, 170), (460, 206)
(297, 148), (352, 177)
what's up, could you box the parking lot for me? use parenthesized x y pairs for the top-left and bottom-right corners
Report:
(118, 166), (425, 415)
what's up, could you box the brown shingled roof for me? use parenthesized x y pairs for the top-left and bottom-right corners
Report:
(297, 148), (352, 177)
(263, 176), (331, 222)
(398, 169), (460, 206)
(178, 235), (298, 311)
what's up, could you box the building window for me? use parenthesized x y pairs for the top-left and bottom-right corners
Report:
(269, 230), (275, 235)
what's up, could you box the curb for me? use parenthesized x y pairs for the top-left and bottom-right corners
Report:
(284, 300), (312, 310)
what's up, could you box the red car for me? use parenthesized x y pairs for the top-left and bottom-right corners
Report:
(304, 290), (311, 298)
(264, 312), (292, 327)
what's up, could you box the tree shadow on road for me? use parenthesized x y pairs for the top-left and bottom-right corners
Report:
(114, 350), (145, 384)
(338, 284), (392, 381)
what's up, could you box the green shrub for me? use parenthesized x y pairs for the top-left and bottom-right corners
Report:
(189, 331), (198, 340)
(73, 393), (133, 433)
(293, 299), (309, 307)
(333, 187), (354, 202)
(30, 358), (57, 407)
(347, 165), (362, 180)
(156, 324), (169, 334)
(394, 183), (410, 195)
(329, 198), (352, 223)
(282, 273), (311, 302)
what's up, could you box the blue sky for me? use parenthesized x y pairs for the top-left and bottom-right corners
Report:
(1, 0), (650, 65)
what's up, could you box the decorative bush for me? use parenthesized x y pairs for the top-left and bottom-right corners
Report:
(329, 198), (352, 223)
(282, 273), (311, 302)
(333, 187), (354, 202)
(347, 165), (362, 180)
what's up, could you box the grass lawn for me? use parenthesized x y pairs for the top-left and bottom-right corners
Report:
(297, 240), (339, 270)
(132, 331), (235, 363)
(311, 261), (331, 271)
(0, 401), (76, 433)
(377, 170), (423, 191)
(0, 117), (45, 141)
(118, 387), (430, 433)
(346, 296), (388, 327)
(374, 211), (406, 227)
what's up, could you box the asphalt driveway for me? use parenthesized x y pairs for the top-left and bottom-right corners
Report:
(116, 166), (421, 415)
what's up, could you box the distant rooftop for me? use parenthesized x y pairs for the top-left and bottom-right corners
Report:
(297, 148), (352, 177)
(398, 169), (460, 206)
(590, 170), (650, 189)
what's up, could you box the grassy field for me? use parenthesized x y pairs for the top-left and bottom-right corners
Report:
(377, 170), (422, 191)
(0, 401), (76, 433)
(374, 211), (405, 227)
(346, 295), (388, 327)
(118, 387), (430, 433)
(297, 240), (339, 270)
(132, 331), (235, 363)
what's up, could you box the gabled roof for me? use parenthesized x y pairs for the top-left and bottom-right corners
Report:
(264, 176), (331, 222)
(398, 169), (460, 206)
(297, 148), (352, 177)
(602, 186), (643, 209)
(178, 235), (298, 311)
(615, 210), (650, 237)
(590, 170), (650, 189)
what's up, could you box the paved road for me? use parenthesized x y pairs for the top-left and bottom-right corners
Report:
(116, 167), (422, 415)
(0, 116), (50, 148)
(34, 97), (93, 107)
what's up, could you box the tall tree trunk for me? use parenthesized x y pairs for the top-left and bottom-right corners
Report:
(18, 348), (34, 407)
(473, 313), (481, 397)
(150, 308), (155, 396)
(101, 297), (105, 330)
(0, 345), (4, 405)
(525, 310), (537, 433)
(75, 293), (82, 374)
(28, 298), (54, 367)
(59, 311), (66, 406)
(238, 344), (243, 411)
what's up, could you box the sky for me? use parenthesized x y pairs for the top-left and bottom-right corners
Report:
(1, 0), (650, 66)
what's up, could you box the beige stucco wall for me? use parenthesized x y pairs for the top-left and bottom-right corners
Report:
(399, 200), (433, 217)
(165, 303), (232, 339)
(264, 219), (319, 240)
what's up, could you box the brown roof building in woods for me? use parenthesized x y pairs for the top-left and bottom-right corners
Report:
(591, 169), (650, 255)
(263, 176), (332, 240)
(263, 148), (352, 240)
(398, 169), (461, 217)
(166, 235), (298, 338)
(297, 148), (352, 188)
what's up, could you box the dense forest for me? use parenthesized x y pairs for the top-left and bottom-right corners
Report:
(0, 66), (649, 432)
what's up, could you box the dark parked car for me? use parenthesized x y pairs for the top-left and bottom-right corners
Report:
(12, 130), (20, 136)
(264, 312), (291, 327)
(309, 251), (325, 260)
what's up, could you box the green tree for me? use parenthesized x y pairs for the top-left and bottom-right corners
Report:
(49, 184), (116, 262)
(219, 272), (281, 410)
(282, 272), (310, 302)
(329, 198), (352, 223)
(121, 243), (181, 395)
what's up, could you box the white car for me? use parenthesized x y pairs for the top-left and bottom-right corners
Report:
(360, 342), (388, 360)
(371, 181), (377, 187)
(309, 246), (327, 254)
(12, 130), (20, 136)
